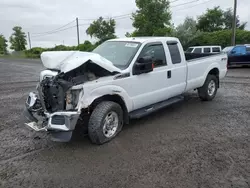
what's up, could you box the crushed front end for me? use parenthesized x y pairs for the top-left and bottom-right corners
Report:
(23, 51), (120, 142)
(23, 69), (85, 142)
(24, 79), (81, 142)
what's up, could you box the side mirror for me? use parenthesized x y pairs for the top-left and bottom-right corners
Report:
(231, 50), (236, 54)
(133, 56), (154, 75)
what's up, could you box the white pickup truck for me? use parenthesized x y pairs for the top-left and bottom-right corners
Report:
(24, 37), (228, 144)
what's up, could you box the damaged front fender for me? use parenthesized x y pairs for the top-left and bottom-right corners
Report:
(78, 85), (133, 112)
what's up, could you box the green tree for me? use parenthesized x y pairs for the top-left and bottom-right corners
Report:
(25, 47), (44, 58)
(78, 40), (95, 51)
(174, 17), (201, 49)
(125, 32), (132, 37)
(223, 8), (247, 30)
(197, 6), (248, 32)
(0, 34), (8, 55)
(131, 0), (172, 36)
(86, 17), (116, 43)
(9, 26), (27, 51)
(197, 6), (224, 32)
(187, 30), (250, 48)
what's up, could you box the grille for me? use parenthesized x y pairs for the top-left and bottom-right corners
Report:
(37, 84), (46, 110)
(51, 115), (65, 125)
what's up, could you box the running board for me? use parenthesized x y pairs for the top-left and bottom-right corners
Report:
(129, 96), (184, 119)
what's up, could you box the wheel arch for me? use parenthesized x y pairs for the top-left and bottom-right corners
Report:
(89, 94), (129, 125)
(207, 67), (220, 87)
(200, 65), (220, 89)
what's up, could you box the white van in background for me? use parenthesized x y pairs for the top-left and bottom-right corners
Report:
(186, 46), (222, 54)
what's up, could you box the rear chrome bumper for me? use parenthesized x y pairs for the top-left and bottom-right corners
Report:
(24, 92), (80, 135)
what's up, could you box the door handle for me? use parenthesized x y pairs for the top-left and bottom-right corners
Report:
(167, 70), (171, 78)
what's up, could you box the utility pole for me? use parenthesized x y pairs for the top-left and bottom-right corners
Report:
(76, 17), (80, 46)
(231, 0), (237, 46)
(28, 32), (31, 49)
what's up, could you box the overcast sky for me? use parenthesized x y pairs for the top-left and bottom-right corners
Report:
(0, 0), (249, 48)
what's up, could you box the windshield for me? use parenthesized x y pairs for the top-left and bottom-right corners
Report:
(222, 46), (234, 52)
(92, 41), (141, 69)
(186, 47), (194, 53)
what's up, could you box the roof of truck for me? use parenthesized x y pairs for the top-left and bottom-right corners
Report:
(108, 37), (179, 43)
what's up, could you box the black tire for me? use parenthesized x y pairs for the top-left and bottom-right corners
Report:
(198, 74), (218, 101)
(88, 101), (123, 145)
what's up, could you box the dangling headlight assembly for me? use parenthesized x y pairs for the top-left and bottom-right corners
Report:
(66, 89), (83, 110)
(39, 70), (58, 82)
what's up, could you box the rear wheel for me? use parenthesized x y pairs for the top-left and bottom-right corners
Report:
(88, 101), (123, 145)
(198, 74), (218, 101)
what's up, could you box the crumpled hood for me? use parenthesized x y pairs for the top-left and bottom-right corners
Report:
(40, 51), (121, 73)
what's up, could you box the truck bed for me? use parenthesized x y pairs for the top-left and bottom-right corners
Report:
(185, 52), (228, 91)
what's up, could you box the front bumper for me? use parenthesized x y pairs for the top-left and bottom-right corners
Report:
(24, 108), (80, 132)
(24, 92), (80, 141)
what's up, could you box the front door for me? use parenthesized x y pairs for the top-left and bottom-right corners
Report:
(230, 46), (247, 64)
(126, 42), (170, 110)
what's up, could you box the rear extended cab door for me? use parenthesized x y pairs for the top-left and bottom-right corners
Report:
(165, 40), (187, 98)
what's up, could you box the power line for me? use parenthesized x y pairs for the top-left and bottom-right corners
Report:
(30, 23), (91, 39)
(28, 0), (209, 42)
(173, 0), (213, 11)
(79, 23), (92, 27)
(78, 13), (132, 21)
(78, 0), (200, 22)
(31, 25), (76, 38)
(32, 20), (75, 35)
(170, 0), (182, 3)
(171, 0), (199, 8)
(28, 0), (201, 38)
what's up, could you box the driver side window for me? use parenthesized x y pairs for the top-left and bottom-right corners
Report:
(138, 43), (167, 68)
(233, 46), (246, 54)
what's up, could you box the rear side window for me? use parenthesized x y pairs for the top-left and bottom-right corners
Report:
(212, 47), (220, 52)
(246, 47), (250, 52)
(204, 48), (211, 53)
(193, 48), (202, 53)
(167, 43), (181, 64)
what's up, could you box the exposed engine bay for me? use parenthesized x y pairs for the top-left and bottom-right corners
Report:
(40, 60), (118, 113)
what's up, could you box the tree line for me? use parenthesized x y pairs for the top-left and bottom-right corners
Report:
(0, 0), (249, 57)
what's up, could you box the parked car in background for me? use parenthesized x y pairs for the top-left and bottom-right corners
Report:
(186, 46), (222, 54)
(185, 46), (222, 60)
(223, 45), (250, 67)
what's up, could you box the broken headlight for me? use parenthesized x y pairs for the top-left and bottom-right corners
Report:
(66, 89), (82, 110)
(39, 70), (58, 82)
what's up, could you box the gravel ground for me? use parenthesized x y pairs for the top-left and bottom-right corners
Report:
(0, 58), (249, 188)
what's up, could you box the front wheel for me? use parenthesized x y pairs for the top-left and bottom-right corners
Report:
(198, 75), (218, 101)
(88, 101), (123, 145)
